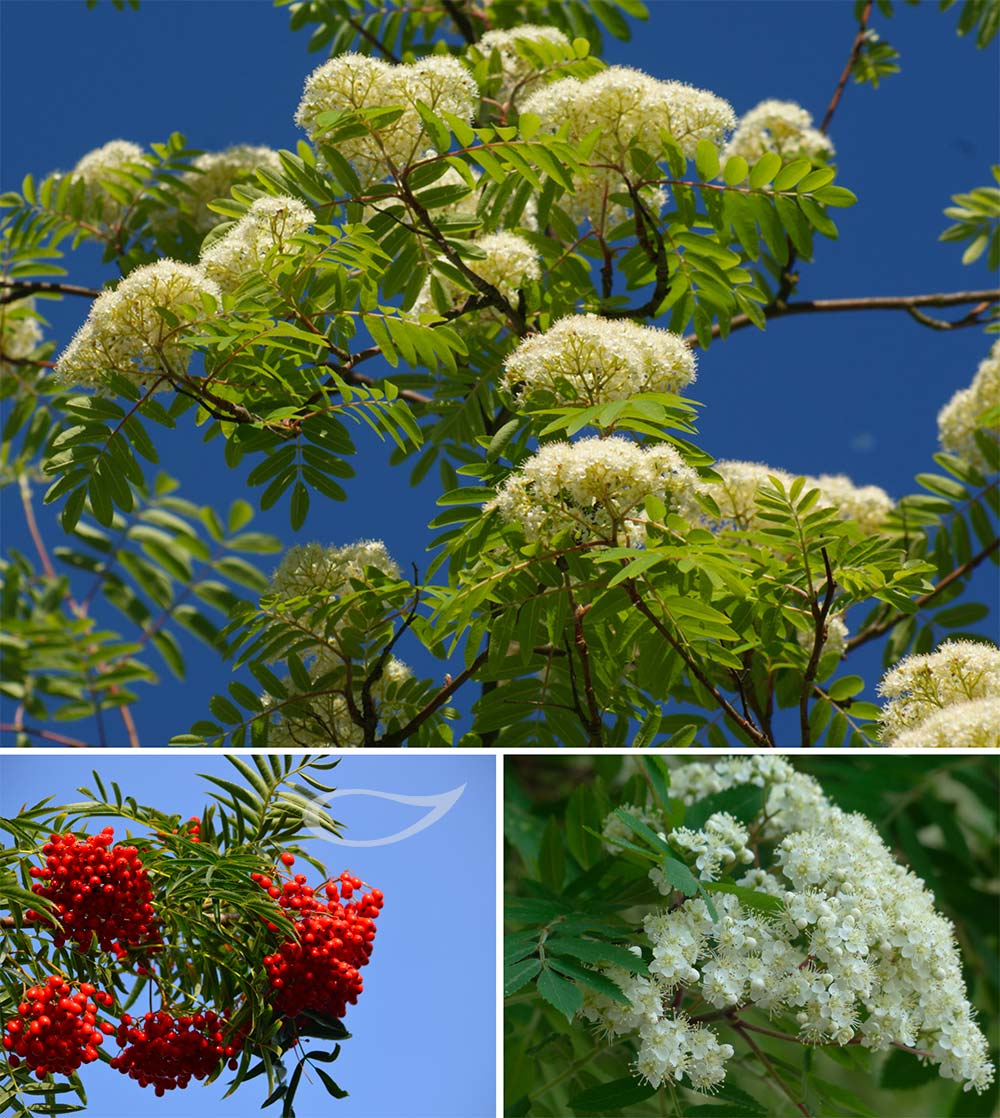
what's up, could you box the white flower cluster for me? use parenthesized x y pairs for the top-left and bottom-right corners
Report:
(812, 473), (894, 535)
(200, 195), (316, 290)
(796, 613), (849, 660)
(55, 260), (221, 389)
(938, 340), (1000, 474)
(683, 460), (893, 534)
(878, 639), (1000, 745)
(179, 145), (284, 232)
(486, 436), (698, 547)
(722, 99), (833, 165)
(0, 302), (43, 375)
(501, 314), (696, 409)
(68, 139), (147, 223)
(476, 24), (572, 101)
(266, 651), (413, 748)
(269, 539), (401, 600)
(887, 698), (999, 748)
(413, 231), (540, 318)
(295, 53), (478, 183)
(521, 66), (734, 225)
(266, 540), (413, 747)
(650, 811), (754, 886)
(584, 756), (995, 1095)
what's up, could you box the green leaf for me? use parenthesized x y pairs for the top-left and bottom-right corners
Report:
(315, 1068), (348, 1099)
(695, 139), (720, 181)
(568, 1077), (657, 1114)
(722, 155), (748, 185)
(828, 675), (865, 701)
(504, 956), (541, 997)
(659, 855), (699, 897)
(684, 783), (765, 830)
(612, 807), (671, 853)
(536, 965), (583, 1022)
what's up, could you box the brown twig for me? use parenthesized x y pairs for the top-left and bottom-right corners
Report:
(345, 13), (400, 62)
(820, 1), (874, 134)
(0, 279), (103, 305)
(684, 289), (1000, 347)
(731, 1020), (813, 1117)
(378, 648), (490, 747)
(624, 581), (770, 747)
(800, 548), (836, 748)
(846, 536), (1000, 652)
(0, 724), (93, 747)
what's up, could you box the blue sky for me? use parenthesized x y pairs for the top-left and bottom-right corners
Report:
(1, 0), (997, 746)
(0, 751), (497, 1117)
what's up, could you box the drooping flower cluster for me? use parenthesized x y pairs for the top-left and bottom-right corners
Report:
(877, 639), (1000, 745)
(501, 314), (696, 409)
(55, 260), (221, 389)
(200, 195), (316, 290)
(178, 144), (284, 232)
(0, 301), (43, 374)
(67, 139), (147, 223)
(295, 53), (478, 183)
(681, 460), (894, 534)
(722, 99), (834, 164)
(486, 436), (698, 547)
(583, 755), (995, 1095)
(521, 66), (734, 225)
(475, 24), (572, 101)
(413, 231), (540, 318)
(937, 340), (1000, 473)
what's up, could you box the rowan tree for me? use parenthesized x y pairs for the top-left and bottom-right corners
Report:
(1, 755), (383, 1116)
(1, 0), (998, 749)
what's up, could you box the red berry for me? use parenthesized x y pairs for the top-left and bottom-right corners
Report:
(279, 853), (295, 867)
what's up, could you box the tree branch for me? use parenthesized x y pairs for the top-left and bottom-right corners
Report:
(684, 289), (1000, 347)
(800, 547), (836, 748)
(624, 581), (771, 747)
(0, 279), (103, 305)
(731, 1020), (813, 1117)
(820, 1), (874, 134)
(378, 649), (489, 747)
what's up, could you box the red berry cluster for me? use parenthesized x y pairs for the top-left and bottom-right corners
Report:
(252, 859), (383, 1022)
(2, 977), (114, 1080)
(25, 827), (161, 962)
(109, 1010), (242, 1096)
